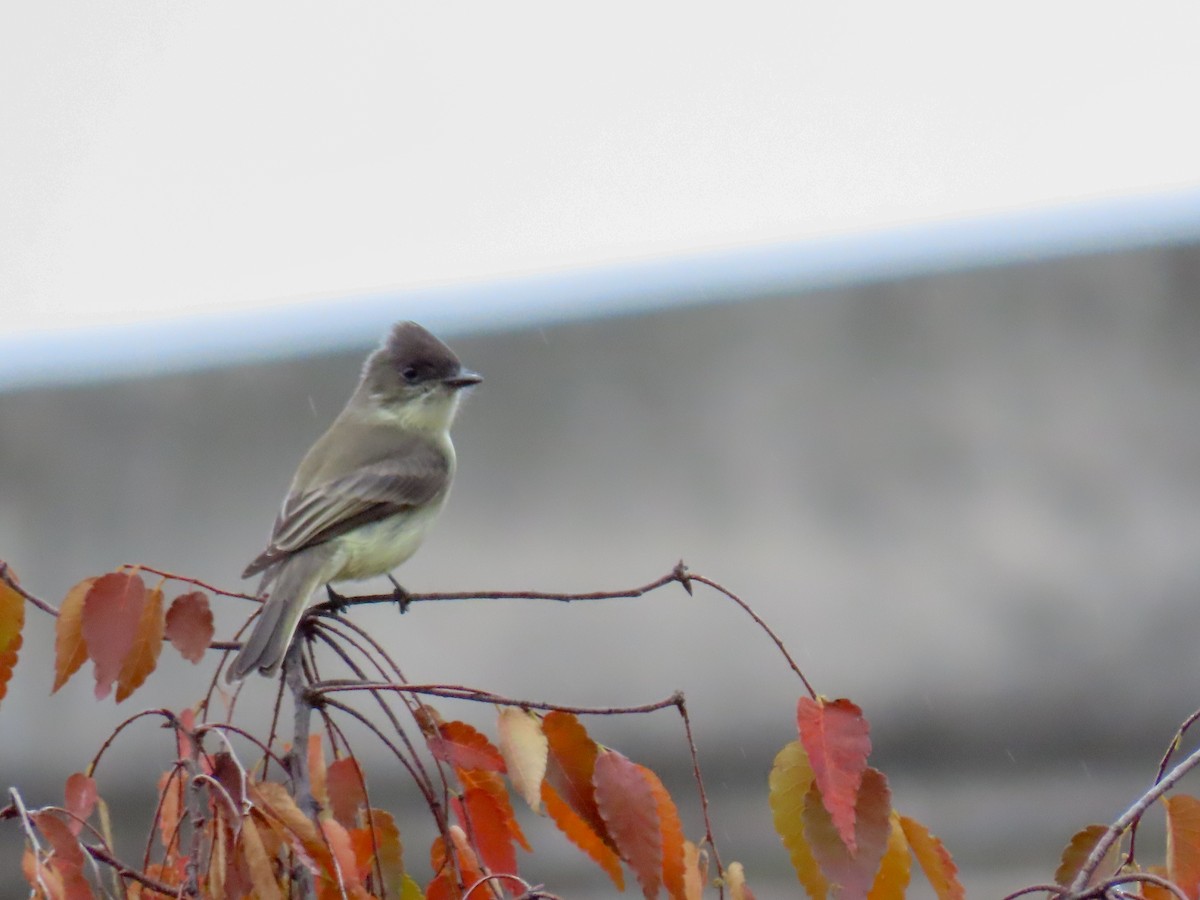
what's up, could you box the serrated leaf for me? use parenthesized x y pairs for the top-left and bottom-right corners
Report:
(459, 768), (530, 851)
(638, 763), (687, 900)
(0, 575), (24, 706)
(32, 811), (93, 899)
(1054, 823), (1117, 888)
(428, 719), (506, 772)
(361, 809), (406, 900)
(64, 773), (98, 837)
(802, 767), (892, 899)
(164, 591), (213, 663)
(769, 739), (828, 899)
(497, 707), (548, 812)
(868, 812), (911, 900)
(453, 786), (519, 878)
(81, 571), (147, 701)
(252, 780), (334, 876)
(797, 697), (872, 854)
(543, 710), (613, 849)
(322, 818), (364, 890)
(115, 584), (163, 702)
(1166, 795), (1200, 899)
(53, 577), (95, 693)
(543, 780), (624, 890)
(898, 815), (964, 900)
(594, 750), (662, 899)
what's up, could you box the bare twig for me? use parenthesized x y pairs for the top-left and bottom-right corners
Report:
(1069, 741), (1200, 893)
(0, 561), (60, 617)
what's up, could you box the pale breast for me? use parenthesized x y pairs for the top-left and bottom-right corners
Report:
(330, 497), (447, 581)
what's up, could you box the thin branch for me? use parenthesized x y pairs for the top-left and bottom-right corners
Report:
(86, 843), (182, 897)
(676, 694), (724, 881)
(0, 561), (60, 617)
(1070, 741), (1200, 893)
(121, 564), (260, 602)
(309, 681), (685, 716)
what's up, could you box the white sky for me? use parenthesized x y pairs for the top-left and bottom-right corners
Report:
(3, 1), (1200, 339)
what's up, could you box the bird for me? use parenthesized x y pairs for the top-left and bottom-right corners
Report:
(226, 321), (481, 680)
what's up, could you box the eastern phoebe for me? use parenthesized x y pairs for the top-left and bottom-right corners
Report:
(226, 321), (481, 681)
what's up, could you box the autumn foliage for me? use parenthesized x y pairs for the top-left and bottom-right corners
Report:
(2, 561), (1200, 898)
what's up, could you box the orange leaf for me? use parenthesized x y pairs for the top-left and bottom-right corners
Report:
(428, 720), (505, 773)
(802, 767), (892, 898)
(543, 710), (613, 849)
(116, 584), (163, 702)
(64, 773), (98, 837)
(157, 769), (185, 852)
(594, 749), (662, 899)
(81, 571), (147, 701)
(797, 697), (871, 854)
(1167, 795), (1200, 900)
(497, 707), (548, 813)
(164, 591), (213, 664)
(769, 739), (828, 899)
(252, 781), (334, 875)
(637, 763), (688, 900)
(1142, 864), (1177, 900)
(429, 825), (486, 898)
(543, 780), (625, 890)
(53, 577), (94, 693)
(453, 786), (519, 877)
(868, 812), (912, 900)
(327, 756), (368, 829)
(239, 815), (283, 900)
(898, 815), (964, 900)
(322, 818), (364, 891)
(0, 574), (24, 706)
(1054, 823), (1118, 888)
(309, 735), (329, 816)
(459, 768), (530, 852)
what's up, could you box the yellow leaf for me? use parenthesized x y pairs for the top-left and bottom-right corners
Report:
(241, 815), (283, 900)
(682, 840), (707, 900)
(727, 861), (753, 900)
(868, 812), (912, 900)
(899, 815), (964, 900)
(53, 578), (94, 693)
(497, 707), (548, 813)
(769, 740), (827, 899)
(115, 585), (163, 702)
(0, 575), (25, 706)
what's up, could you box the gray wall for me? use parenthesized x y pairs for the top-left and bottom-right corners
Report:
(3, 243), (1199, 893)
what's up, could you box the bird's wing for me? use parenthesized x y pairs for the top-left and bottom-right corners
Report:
(243, 439), (449, 578)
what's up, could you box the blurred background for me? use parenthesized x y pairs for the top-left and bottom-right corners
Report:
(4, 2), (1200, 895)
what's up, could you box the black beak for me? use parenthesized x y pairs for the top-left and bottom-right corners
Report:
(443, 369), (483, 389)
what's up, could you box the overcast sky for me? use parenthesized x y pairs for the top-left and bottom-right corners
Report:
(4, 1), (1200, 341)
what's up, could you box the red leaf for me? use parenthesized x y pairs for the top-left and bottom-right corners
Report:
(594, 750), (663, 899)
(64, 773), (98, 837)
(321, 818), (364, 890)
(428, 720), (506, 772)
(53, 578), (94, 693)
(327, 757), (368, 830)
(543, 710), (613, 850)
(0, 574), (24, 706)
(33, 811), (93, 899)
(164, 591), (213, 664)
(453, 786), (519, 877)
(81, 572), (148, 701)
(797, 696), (871, 853)
(802, 767), (892, 898)
(898, 815), (964, 900)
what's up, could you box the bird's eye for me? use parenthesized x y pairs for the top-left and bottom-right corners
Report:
(401, 366), (420, 383)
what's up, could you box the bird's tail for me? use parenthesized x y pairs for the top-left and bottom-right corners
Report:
(226, 547), (333, 681)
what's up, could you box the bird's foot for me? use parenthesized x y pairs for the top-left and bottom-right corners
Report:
(323, 583), (350, 614)
(388, 575), (412, 614)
